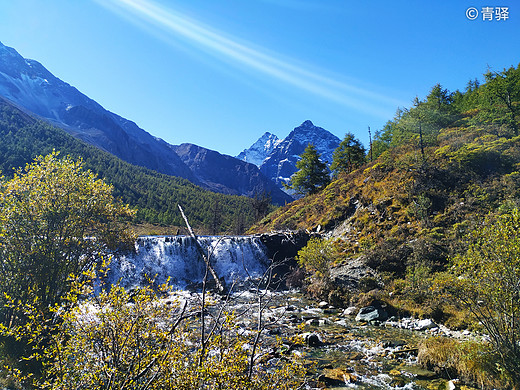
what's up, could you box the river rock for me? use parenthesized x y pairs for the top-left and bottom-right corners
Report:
(302, 332), (321, 347)
(341, 306), (358, 316)
(355, 306), (388, 322)
(401, 366), (438, 379)
(319, 368), (357, 386)
(415, 318), (437, 331)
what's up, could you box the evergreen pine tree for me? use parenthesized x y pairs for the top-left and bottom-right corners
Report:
(330, 132), (366, 177)
(285, 144), (330, 195)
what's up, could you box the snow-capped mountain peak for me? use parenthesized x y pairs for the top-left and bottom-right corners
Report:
(236, 131), (281, 167)
(238, 121), (341, 196)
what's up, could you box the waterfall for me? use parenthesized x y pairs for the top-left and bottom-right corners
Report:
(107, 236), (270, 289)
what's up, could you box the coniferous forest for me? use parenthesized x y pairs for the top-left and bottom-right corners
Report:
(0, 98), (256, 233)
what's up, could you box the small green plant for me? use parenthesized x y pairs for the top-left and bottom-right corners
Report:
(296, 237), (338, 279)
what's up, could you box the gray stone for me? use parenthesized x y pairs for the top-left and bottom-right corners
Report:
(305, 333), (321, 347)
(355, 306), (388, 322)
(415, 319), (437, 331)
(329, 256), (378, 290)
(342, 306), (358, 316)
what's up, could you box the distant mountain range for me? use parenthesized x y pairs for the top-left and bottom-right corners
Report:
(237, 120), (341, 192)
(171, 143), (284, 199)
(0, 41), (292, 205)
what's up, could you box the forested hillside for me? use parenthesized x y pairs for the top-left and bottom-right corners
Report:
(250, 64), (520, 277)
(0, 98), (255, 232)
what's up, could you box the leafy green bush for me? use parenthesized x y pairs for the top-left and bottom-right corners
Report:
(0, 152), (136, 381)
(0, 152), (135, 321)
(296, 237), (338, 279)
(437, 209), (520, 387)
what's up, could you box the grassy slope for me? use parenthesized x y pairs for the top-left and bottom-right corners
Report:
(249, 112), (520, 276)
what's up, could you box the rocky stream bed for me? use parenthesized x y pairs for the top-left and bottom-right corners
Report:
(166, 287), (476, 390)
(108, 234), (481, 389)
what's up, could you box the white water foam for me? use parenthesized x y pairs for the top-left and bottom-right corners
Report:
(107, 236), (270, 289)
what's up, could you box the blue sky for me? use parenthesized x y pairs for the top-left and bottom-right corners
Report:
(0, 1), (519, 155)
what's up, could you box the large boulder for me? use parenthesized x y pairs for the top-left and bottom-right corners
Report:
(256, 231), (318, 285)
(355, 306), (388, 322)
(257, 230), (317, 262)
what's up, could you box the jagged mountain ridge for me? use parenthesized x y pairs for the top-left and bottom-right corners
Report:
(237, 120), (341, 192)
(0, 41), (289, 204)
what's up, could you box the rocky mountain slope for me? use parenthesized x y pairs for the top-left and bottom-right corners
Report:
(236, 132), (281, 166)
(249, 66), (520, 282)
(0, 41), (196, 181)
(0, 41), (287, 203)
(171, 143), (293, 205)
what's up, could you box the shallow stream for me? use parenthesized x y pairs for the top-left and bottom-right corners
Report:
(112, 236), (460, 389)
(169, 288), (455, 390)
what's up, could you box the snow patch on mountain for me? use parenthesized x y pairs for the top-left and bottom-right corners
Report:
(236, 132), (281, 167)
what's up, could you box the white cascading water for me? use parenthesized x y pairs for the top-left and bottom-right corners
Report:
(107, 236), (270, 289)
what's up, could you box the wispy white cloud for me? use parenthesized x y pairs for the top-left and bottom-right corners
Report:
(96, 0), (404, 117)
